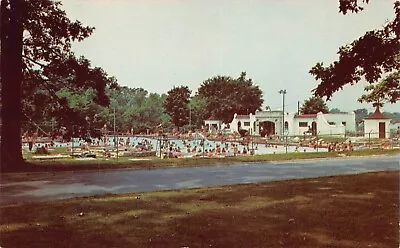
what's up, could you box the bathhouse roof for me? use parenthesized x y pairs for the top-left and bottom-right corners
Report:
(235, 115), (250, 119)
(294, 114), (317, 119)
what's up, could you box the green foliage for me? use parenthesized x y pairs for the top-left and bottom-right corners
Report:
(3, 0), (118, 139)
(197, 72), (263, 123)
(187, 96), (208, 128)
(358, 72), (400, 105)
(338, 0), (370, 14)
(382, 111), (400, 123)
(100, 87), (168, 134)
(163, 86), (191, 128)
(310, 1), (400, 102)
(354, 108), (369, 123)
(329, 108), (346, 114)
(300, 96), (329, 114)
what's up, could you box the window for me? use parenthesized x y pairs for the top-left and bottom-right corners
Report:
(284, 121), (289, 131)
(244, 122), (250, 126)
(342, 122), (346, 126)
(299, 122), (308, 127)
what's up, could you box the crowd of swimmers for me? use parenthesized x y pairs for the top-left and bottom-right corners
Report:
(327, 141), (353, 152)
(160, 139), (258, 158)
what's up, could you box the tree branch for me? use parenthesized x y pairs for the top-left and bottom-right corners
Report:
(22, 54), (47, 67)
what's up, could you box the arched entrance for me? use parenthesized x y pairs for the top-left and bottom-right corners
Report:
(259, 121), (275, 137)
(284, 121), (289, 134)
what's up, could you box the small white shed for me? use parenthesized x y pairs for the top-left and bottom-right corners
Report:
(363, 107), (391, 139)
(204, 119), (222, 132)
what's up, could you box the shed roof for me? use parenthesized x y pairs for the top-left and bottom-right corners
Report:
(364, 107), (391, 120)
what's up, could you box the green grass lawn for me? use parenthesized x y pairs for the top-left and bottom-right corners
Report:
(1, 171), (398, 248)
(13, 148), (399, 173)
(317, 135), (348, 143)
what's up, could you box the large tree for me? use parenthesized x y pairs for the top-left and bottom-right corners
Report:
(163, 86), (191, 129)
(197, 72), (263, 123)
(300, 96), (329, 114)
(310, 1), (399, 103)
(358, 72), (400, 105)
(1, 0), (116, 170)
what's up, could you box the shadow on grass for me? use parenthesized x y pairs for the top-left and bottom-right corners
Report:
(1, 171), (398, 248)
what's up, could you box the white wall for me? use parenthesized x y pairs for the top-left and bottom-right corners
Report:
(214, 111), (356, 137)
(317, 113), (346, 135)
(230, 113), (257, 134)
(364, 119), (391, 138)
(289, 112), (354, 136)
(323, 113), (356, 133)
(204, 120), (221, 131)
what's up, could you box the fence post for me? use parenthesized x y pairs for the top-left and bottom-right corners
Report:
(368, 131), (371, 149)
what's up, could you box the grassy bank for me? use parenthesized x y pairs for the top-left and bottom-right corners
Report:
(6, 148), (398, 173)
(1, 171), (398, 248)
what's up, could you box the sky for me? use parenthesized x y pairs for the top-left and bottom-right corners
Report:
(61, 0), (399, 113)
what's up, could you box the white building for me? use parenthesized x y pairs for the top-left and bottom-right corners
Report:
(207, 110), (356, 137)
(204, 118), (223, 131)
(363, 107), (391, 139)
(230, 113), (257, 134)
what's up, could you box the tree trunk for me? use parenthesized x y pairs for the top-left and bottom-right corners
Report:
(1, 0), (24, 170)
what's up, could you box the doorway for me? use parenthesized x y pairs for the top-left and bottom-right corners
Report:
(379, 122), (385, 139)
(259, 121), (275, 137)
(311, 122), (317, 136)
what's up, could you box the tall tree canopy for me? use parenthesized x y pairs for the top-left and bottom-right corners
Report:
(310, 1), (400, 103)
(107, 87), (168, 134)
(197, 72), (263, 123)
(187, 96), (208, 129)
(163, 86), (191, 129)
(1, 0), (116, 169)
(300, 96), (329, 114)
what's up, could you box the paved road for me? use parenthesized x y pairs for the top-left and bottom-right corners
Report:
(1, 156), (399, 205)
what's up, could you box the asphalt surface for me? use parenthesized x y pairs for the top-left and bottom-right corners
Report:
(1, 156), (399, 205)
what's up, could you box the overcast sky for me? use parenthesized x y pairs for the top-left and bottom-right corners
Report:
(61, 0), (399, 113)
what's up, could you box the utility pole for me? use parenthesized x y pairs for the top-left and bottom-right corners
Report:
(368, 130), (372, 149)
(159, 135), (162, 158)
(297, 101), (300, 115)
(113, 107), (118, 160)
(202, 138), (205, 157)
(279, 90), (287, 137)
(189, 106), (191, 129)
(285, 135), (288, 154)
(71, 126), (74, 156)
